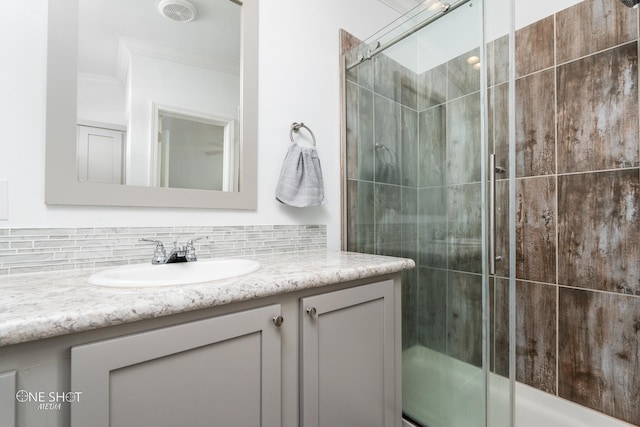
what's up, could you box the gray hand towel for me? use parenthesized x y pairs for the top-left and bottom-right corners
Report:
(275, 143), (326, 207)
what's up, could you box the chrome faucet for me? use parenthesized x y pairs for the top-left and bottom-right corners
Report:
(139, 237), (208, 264)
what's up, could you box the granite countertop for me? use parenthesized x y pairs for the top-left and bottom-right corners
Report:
(0, 250), (414, 347)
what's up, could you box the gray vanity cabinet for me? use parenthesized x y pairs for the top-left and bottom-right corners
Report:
(0, 273), (403, 427)
(70, 304), (282, 427)
(300, 279), (399, 427)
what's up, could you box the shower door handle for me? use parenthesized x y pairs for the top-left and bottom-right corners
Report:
(489, 154), (497, 275)
(489, 154), (506, 274)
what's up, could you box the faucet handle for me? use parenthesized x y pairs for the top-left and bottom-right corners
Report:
(139, 238), (166, 264)
(187, 236), (209, 245)
(185, 236), (208, 262)
(139, 238), (161, 243)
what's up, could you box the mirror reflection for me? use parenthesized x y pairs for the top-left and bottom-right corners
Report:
(156, 108), (238, 191)
(76, 0), (241, 191)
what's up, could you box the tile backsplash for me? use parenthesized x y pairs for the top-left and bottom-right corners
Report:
(0, 225), (326, 276)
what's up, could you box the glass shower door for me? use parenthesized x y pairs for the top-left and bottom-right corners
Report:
(343, 0), (514, 426)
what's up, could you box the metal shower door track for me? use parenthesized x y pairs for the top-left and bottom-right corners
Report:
(345, 0), (473, 70)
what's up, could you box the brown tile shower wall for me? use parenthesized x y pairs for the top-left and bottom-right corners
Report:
(342, 28), (485, 361)
(416, 50), (484, 366)
(493, 0), (640, 424)
(342, 30), (421, 350)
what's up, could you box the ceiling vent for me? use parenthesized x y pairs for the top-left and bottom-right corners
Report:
(158, 0), (198, 23)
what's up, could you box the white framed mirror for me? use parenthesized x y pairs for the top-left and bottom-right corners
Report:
(45, 0), (258, 209)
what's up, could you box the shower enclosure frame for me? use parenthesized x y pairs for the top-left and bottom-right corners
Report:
(339, 0), (516, 426)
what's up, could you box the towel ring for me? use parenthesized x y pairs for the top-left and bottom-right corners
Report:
(290, 122), (316, 146)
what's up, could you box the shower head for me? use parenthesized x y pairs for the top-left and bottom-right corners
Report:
(620, 0), (640, 8)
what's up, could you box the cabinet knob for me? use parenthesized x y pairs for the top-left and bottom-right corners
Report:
(306, 307), (317, 317)
(272, 315), (284, 327)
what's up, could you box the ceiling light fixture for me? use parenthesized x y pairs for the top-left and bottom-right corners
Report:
(426, 0), (443, 11)
(466, 55), (480, 65)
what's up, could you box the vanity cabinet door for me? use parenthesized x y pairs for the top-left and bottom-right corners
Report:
(71, 304), (282, 427)
(0, 370), (16, 427)
(300, 280), (398, 427)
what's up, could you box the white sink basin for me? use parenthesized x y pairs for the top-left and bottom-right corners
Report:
(87, 259), (260, 288)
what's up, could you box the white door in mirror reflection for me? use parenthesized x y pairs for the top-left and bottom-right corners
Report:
(155, 108), (238, 192)
(77, 125), (125, 184)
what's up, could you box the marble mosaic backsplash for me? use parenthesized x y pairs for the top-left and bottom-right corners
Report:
(0, 225), (326, 276)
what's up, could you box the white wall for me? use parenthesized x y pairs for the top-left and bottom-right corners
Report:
(77, 74), (127, 126)
(0, 0), (399, 251)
